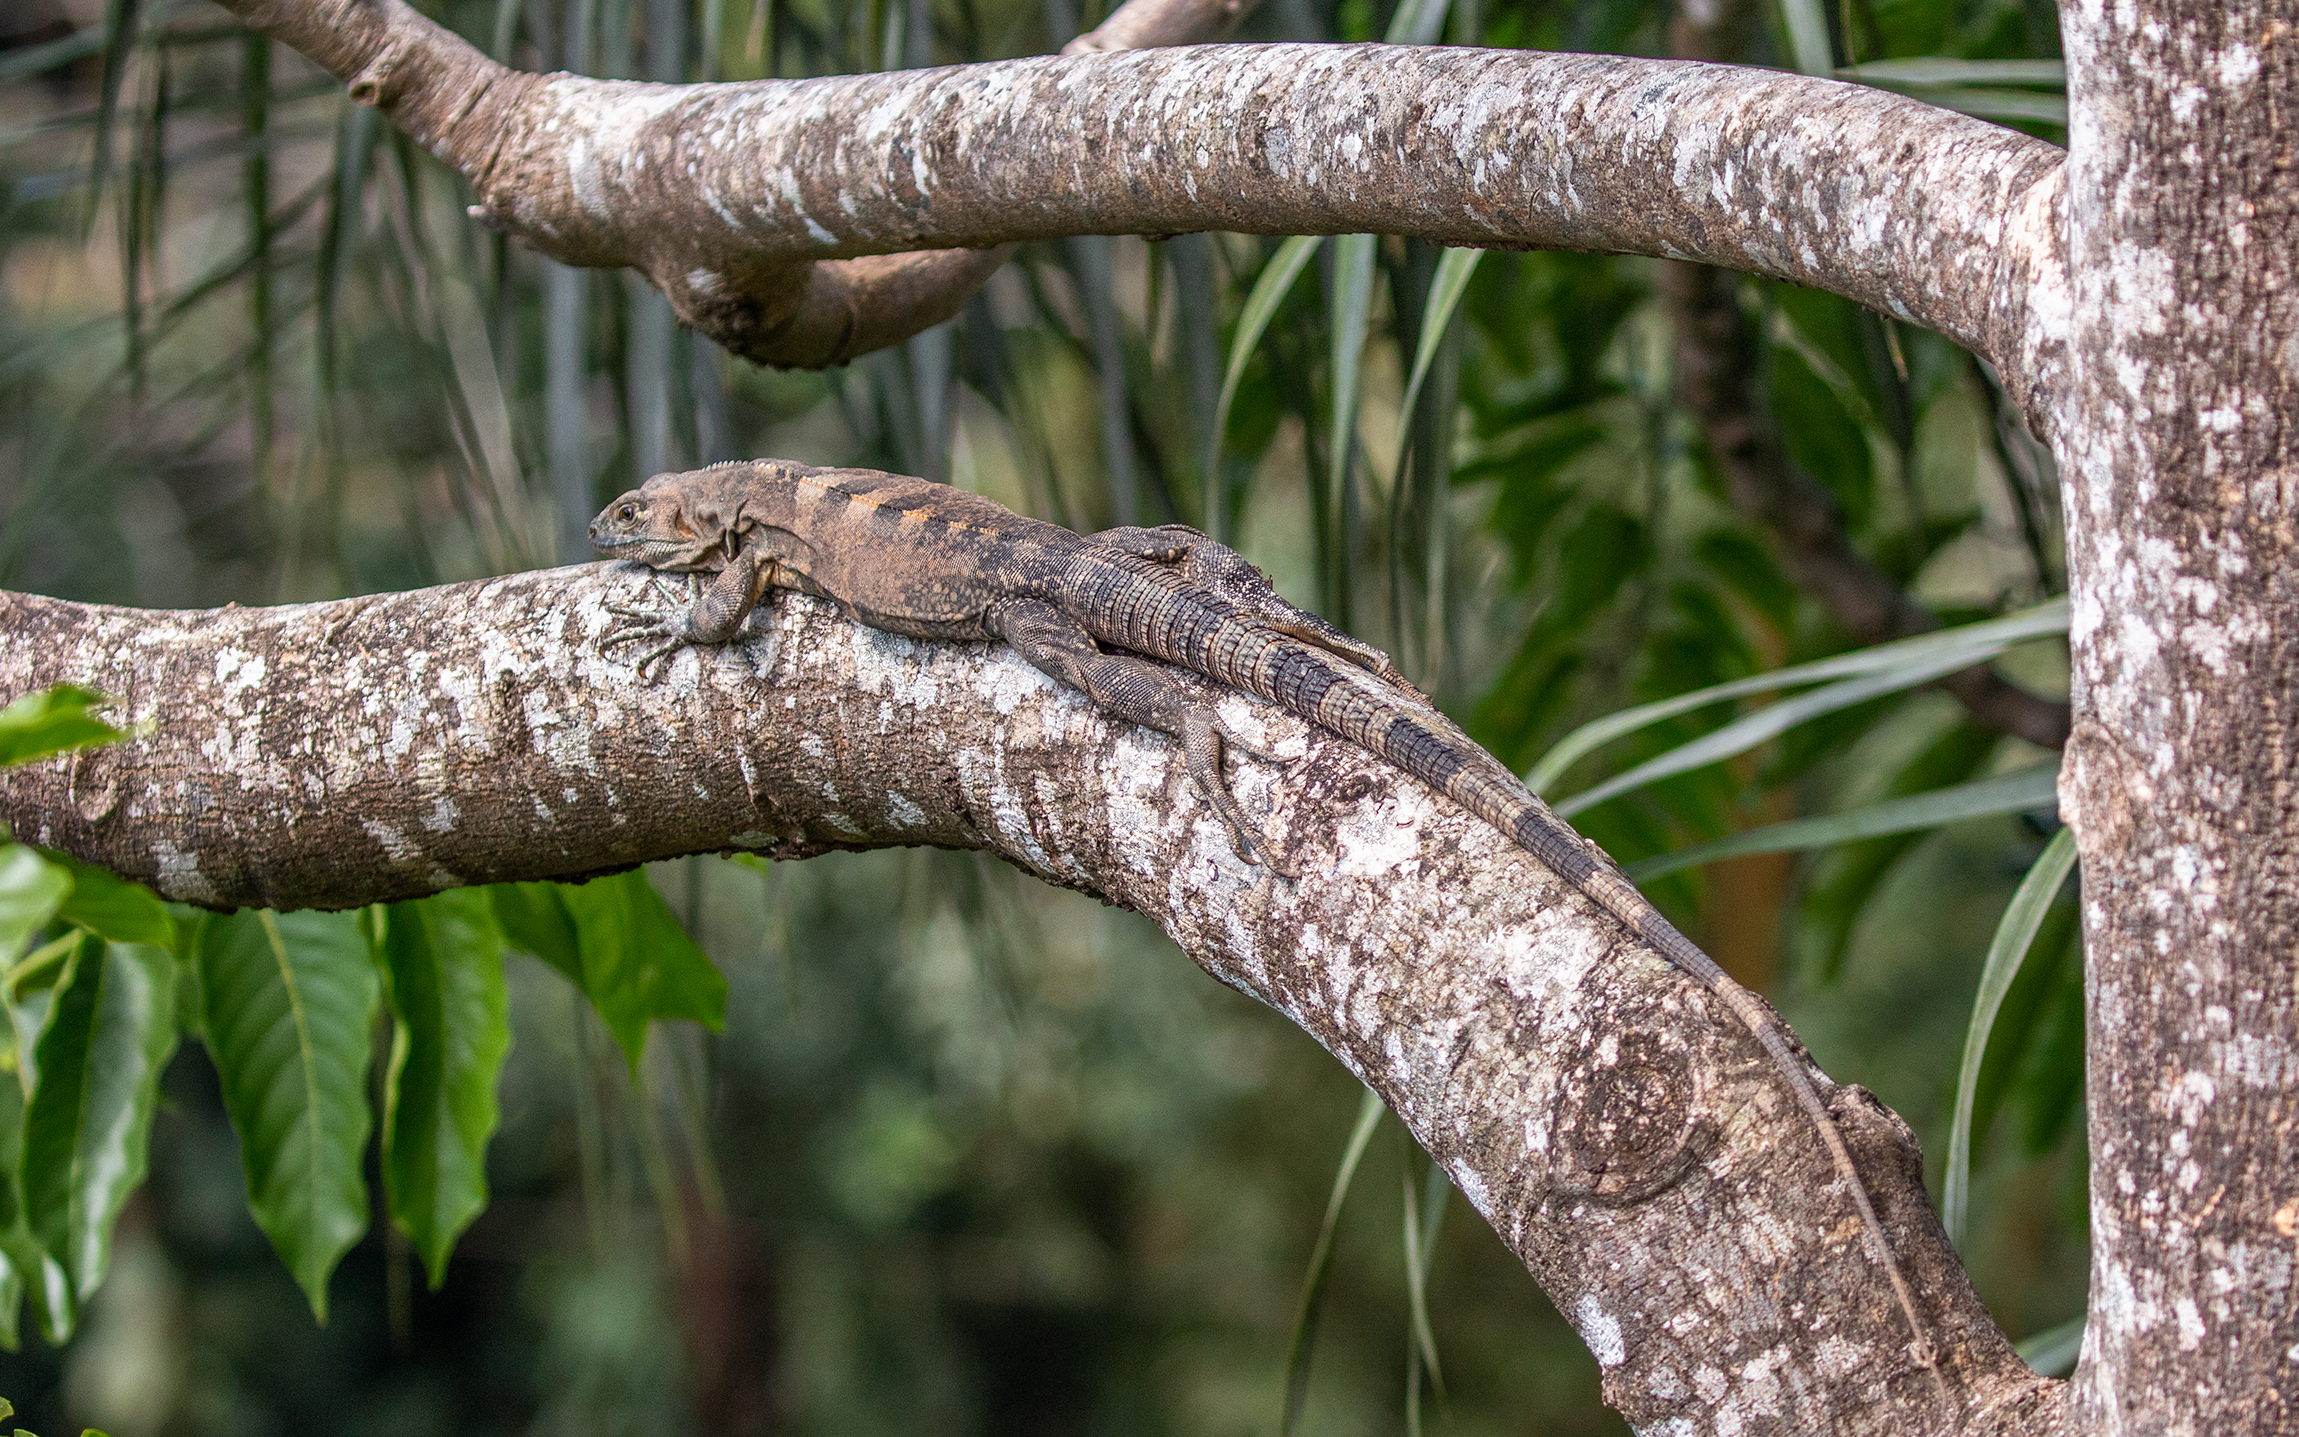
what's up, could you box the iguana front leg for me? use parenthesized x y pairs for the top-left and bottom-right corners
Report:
(603, 547), (771, 681)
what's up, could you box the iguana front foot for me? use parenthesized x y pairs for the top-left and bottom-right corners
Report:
(601, 576), (699, 682)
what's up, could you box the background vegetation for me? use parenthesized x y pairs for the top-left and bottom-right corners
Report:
(0, 0), (2081, 1429)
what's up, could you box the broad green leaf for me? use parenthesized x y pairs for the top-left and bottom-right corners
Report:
(0, 687), (129, 770)
(0, 848), (72, 967)
(1944, 827), (2078, 1247)
(378, 890), (510, 1289)
(195, 909), (379, 1321)
(492, 874), (724, 1072)
(1625, 764), (2061, 882)
(0, 1066), (74, 1348)
(487, 882), (581, 984)
(6, 935), (85, 1102)
(42, 853), (175, 950)
(1527, 600), (2068, 799)
(22, 938), (177, 1302)
(1280, 1087), (1384, 1437)
(1206, 235), (1322, 492)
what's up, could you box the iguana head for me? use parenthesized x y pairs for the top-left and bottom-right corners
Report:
(589, 470), (722, 570)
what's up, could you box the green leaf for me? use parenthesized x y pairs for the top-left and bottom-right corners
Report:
(486, 882), (581, 984)
(378, 890), (510, 1289)
(1401, 1159), (1447, 1416)
(2015, 1315), (2084, 1377)
(1383, 0), (1452, 44)
(87, 0), (145, 226)
(1323, 231), (1379, 617)
(0, 1064), (76, 1348)
(22, 938), (177, 1302)
(0, 848), (72, 968)
(195, 909), (380, 1321)
(1944, 827), (2079, 1247)
(1843, 58), (2065, 86)
(1393, 248), (1483, 476)
(1280, 1088), (1385, 1437)
(1774, 0), (1833, 75)
(1625, 764), (2061, 882)
(1526, 599), (2067, 799)
(491, 873), (724, 1072)
(1890, 87), (2067, 125)
(0, 28), (105, 83)
(0, 687), (130, 770)
(1207, 235), (1322, 494)
(42, 853), (175, 950)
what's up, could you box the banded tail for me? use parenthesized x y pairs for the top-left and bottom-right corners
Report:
(1191, 618), (1942, 1383)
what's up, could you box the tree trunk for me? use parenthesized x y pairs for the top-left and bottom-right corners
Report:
(2050, 3), (2299, 1430)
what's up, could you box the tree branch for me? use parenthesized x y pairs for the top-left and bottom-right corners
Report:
(215, 0), (2068, 394)
(0, 570), (2053, 1433)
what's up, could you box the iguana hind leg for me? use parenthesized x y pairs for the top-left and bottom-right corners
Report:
(1090, 525), (1409, 689)
(994, 599), (1294, 876)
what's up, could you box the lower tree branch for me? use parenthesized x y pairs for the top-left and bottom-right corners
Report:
(0, 571), (2057, 1433)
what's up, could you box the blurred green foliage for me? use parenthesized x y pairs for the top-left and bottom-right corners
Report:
(0, 0), (2088, 1427)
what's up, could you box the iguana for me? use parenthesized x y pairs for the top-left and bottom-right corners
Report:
(588, 458), (1936, 1375)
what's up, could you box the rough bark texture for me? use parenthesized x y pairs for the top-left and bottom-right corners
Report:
(0, 573), (2051, 1434)
(2050, 2), (2299, 1432)
(215, 0), (2067, 403)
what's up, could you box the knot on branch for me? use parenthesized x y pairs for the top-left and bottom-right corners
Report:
(659, 249), (1012, 370)
(1548, 1026), (1714, 1206)
(346, 35), (413, 107)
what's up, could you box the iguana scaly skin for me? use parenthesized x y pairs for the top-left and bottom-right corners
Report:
(589, 458), (1936, 1375)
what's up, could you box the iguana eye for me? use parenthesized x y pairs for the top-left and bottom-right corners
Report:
(616, 503), (640, 522)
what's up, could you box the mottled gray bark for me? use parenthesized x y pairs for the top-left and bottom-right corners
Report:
(2048, 3), (2299, 1433)
(0, 572), (2050, 1435)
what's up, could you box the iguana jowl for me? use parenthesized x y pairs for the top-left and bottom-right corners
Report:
(588, 458), (1936, 1375)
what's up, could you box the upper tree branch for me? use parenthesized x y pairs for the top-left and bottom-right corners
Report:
(216, 0), (2069, 399)
(0, 571), (2052, 1434)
